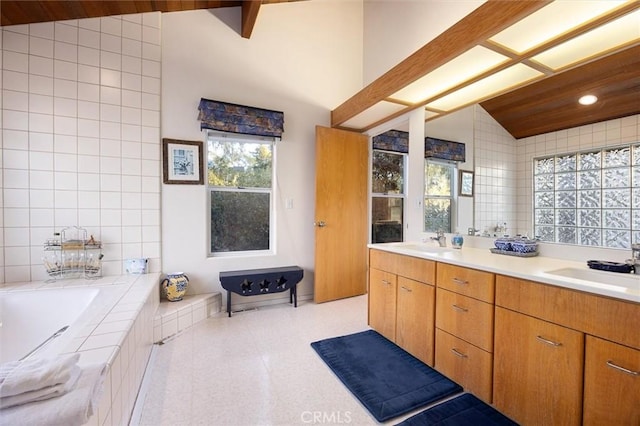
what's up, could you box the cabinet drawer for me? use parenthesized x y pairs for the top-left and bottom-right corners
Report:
(583, 335), (640, 426)
(495, 275), (640, 350)
(435, 288), (494, 352)
(369, 249), (435, 284)
(435, 328), (493, 403)
(436, 263), (494, 303)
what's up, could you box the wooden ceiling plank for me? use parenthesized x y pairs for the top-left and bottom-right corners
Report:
(330, 0), (551, 127)
(241, 0), (261, 39)
(1, 1), (45, 26)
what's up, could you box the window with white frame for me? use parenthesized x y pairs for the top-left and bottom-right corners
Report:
(371, 150), (406, 243)
(533, 143), (640, 248)
(207, 131), (275, 254)
(424, 159), (455, 233)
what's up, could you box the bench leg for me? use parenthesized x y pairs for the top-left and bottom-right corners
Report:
(227, 291), (231, 317)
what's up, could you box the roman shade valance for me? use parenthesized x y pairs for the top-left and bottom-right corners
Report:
(197, 98), (284, 138)
(424, 137), (465, 162)
(372, 130), (409, 154)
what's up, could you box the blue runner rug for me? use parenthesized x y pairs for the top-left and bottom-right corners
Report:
(396, 393), (518, 425)
(311, 330), (463, 422)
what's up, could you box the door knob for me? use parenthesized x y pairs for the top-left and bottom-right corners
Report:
(314, 221), (327, 228)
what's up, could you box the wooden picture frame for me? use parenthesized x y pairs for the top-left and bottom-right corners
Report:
(162, 138), (204, 185)
(459, 170), (474, 197)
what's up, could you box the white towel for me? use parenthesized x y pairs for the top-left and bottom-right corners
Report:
(0, 354), (80, 398)
(0, 365), (81, 409)
(0, 362), (107, 426)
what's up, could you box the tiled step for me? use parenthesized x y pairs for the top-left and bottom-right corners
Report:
(153, 292), (222, 342)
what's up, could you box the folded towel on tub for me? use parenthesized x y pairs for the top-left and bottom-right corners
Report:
(0, 365), (81, 409)
(0, 354), (80, 398)
(0, 362), (108, 426)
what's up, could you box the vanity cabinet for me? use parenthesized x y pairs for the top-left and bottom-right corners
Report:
(583, 336), (640, 425)
(368, 249), (436, 365)
(494, 274), (640, 425)
(434, 264), (495, 402)
(493, 306), (584, 425)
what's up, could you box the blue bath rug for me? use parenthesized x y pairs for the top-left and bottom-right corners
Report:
(310, 330), (463, 422)
(396, 393), (518, 425)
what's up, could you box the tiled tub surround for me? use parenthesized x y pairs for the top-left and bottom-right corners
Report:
(0, 12), (163, 284)
(0, 272), (160, 426)
(153, 292), (222, 343)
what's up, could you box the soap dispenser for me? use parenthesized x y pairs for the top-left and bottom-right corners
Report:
(451, 232), (464, 249)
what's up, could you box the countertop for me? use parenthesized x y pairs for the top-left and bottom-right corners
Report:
(368, 242), (640, 304)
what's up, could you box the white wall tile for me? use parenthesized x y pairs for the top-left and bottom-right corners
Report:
(141, 126), (158, 144)
(4, 188), (29, 208)
(101, 51), (121, 71)
(141, 160), (159, 177)
(121, 56), (141, 74)
(122, 141), (141, 159)
(122, 158), (141, 176)
(54, 97), (78, 117)
(55, 22), (78, 44)
(78, 100), (99, 119)
(54, 171), (78, 190)
(141, 59), (160, 78)
(100, 122), (121, 141)
(140, 76), (159, 94)
(3, 70), (29, 92)
(54, 59), (78, 80)
(3, 169), (29, 188)
(78, 82), (99, 101)
(121, 90), (141, 108)
(3, 89), (29, 111)
(77, 173), (100, 191)
(122, 39), (142, 58)
(141, 42), (160, 62)
(122, 175), (141, 192)
(100, 86), (121, 105)
(29, 36), (54, 57)
(78, 118), (99, 137)
(101, 33), (122, 54)
(78, 46), (100, 66)
(4, 208), (30, 227)
(79, 17), (101, 32)
(29, 22), (54, 40)
(142, 12), (160, 29)
(78, 64), (100, 84)
(29, 112), (54, 133)
(29, 93), (54, 114)
(30, 170), (54, 189)
(54, 153), (77, 172)
(122, 21), (142, 41)
(100, 156), (121, 174)
(141, 93), (159, 111)
(79, 208), (100, 227)
(54, 134), (78, 154)
(3, 51), (29, 73)
(78, 190), (100, 208)
(101, 174), (122, 192)
(101, 104), (121, 122)
(29, 132), (54, 152)
(3, 31), (29, 53)
(78, 28), (100, 49)
(101, 212), (122, 228)
(4, 266), (31, 283)
(54, 208), (78, 226)
(54, 41), (78, 62)
(3, 110), (29, 131)
(101, 68), (121, 88)
(29, 189), (54, 208)
(77, 137), (99, 155)
(101, 17), (122, 37)
(4, 246), (30, 265)
(54, 189), (78, 208)
(54, 78), (77, 99)
(3, 130), (29, 149)
(122, 124), (141, 141)
(4, 149), (29, 169)
(121, 108), (141, 126)
(54, 116), (77, 136)
(122, 193), (141, 209)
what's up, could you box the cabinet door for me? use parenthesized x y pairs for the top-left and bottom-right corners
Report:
(396, 277), (435, 365)
(493, 307), (584, 426)
(583, 335), (640, 426)
(368, 267), (397, 341)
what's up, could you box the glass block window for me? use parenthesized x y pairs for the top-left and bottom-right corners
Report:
(371, 150), (406, 243)
(534, 143), (640, 248)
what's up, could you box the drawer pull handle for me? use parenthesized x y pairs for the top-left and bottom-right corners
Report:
(536, 335), (562, 347)
(452, 304), (468, 312)
(452, 278), (468, 285)
(401, 286), (412, 292)
(381, 280), (391, 285)
(606, 360), (639, 376)
(451, 348), (468, 358)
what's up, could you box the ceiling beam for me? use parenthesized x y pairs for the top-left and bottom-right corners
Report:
(241, 0), (262, 39)
(330, 0), (551, 127)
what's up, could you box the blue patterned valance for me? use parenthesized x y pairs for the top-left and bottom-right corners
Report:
(425, 137), (465, 162)
(197, 98), (284, 138)
(372, 130), (409, 153)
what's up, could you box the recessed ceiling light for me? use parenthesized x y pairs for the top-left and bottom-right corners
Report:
(579, 95), (598, 105)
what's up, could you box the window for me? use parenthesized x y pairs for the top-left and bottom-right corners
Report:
(533, 144), (640, 248)
(207, 132), (275, 254)
(424, 160), (455, 233)
(371, 150), (406, 243)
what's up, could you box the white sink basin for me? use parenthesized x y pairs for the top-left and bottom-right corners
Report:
(397, 244), (454, 254)
(545, 267), (639, 288)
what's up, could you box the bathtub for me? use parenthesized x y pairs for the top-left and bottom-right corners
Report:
(0, 274), (160, 425)
(0, 285), (124, 363)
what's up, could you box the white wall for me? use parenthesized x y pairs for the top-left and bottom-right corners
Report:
(161, 1), (364, 304)
(0, 13), (163, 283)
(363, 0), (484, 85)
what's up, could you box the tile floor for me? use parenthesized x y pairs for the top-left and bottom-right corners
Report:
(133, 295), (432, 425)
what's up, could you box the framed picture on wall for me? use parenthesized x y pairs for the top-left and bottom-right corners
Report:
(459, 170), (474, 197)
(162, 138), (204, 185)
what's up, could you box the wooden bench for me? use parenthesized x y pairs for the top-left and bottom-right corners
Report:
(219, 266), (304, 317)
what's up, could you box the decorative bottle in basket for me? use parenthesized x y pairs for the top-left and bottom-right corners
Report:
(160, 272), (189, 301)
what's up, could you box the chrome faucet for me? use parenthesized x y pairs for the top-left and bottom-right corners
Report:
(431, 230), (447, 247)
(630, 244), (640, 275)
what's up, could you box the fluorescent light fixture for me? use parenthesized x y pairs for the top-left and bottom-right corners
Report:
(489, 1), (629, 54)
(341, 101), (407, 129)
(579, 95), (598, 105)
(531, 9), (640, 70)
(390, 46), (510, 104)
(426, 64), (543, 111)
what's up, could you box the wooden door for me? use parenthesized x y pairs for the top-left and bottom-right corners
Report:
(583, 335), (640, 425)
(493, 307), (584, 426)
(314, 126), (368, 303)
(368, 268), (397, 341)
(396, 277), (435, 365)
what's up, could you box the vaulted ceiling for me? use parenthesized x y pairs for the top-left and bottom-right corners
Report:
(1, 0), (639, 139)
